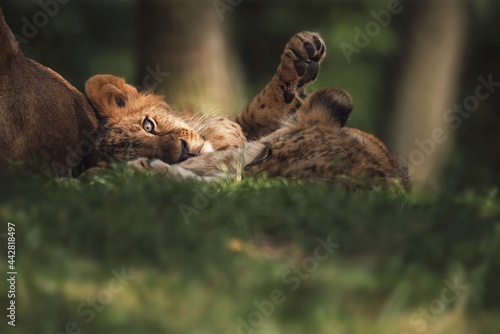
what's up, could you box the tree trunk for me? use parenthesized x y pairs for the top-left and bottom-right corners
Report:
(390, 0), (465, 189)
(137, 0), (246, 116)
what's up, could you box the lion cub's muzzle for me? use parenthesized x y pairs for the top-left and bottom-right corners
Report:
(178, 139), (201, 163)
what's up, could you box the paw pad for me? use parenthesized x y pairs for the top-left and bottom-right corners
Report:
(281, 32), (326, 87)
(294, 61), (307, 76)
(304, 43), (315, 59)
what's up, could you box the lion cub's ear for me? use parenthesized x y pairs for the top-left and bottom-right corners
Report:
(299, 87), (353, 127)
(85, 75), (139, 119)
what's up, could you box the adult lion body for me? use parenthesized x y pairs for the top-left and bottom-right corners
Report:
(0, 8), (98, 175)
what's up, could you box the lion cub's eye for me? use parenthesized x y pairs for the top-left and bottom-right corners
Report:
(143, 117), (155, 134)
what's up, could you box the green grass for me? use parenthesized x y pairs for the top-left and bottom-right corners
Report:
(0, 166), (499, 334)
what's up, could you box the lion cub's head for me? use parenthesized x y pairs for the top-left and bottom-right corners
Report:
(85, 74), (216, 166)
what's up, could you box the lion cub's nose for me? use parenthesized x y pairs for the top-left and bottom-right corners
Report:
(178, 139), (197, 163)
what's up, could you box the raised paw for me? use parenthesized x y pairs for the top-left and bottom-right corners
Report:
(233, 32), (327, 139)
(279, 32), (326, 93)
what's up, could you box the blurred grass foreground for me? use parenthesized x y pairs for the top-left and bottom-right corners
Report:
(0, 167), (499, 333)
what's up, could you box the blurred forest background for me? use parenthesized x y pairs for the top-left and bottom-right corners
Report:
(1, 1), (500, 334)
(1, 0), (499, 191)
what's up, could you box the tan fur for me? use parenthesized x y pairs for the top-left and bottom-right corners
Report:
(85, 75), (246, 166)
(130, 88), (409, 190)
(0, 8), (98, 175)
(85, 32), (409, 190)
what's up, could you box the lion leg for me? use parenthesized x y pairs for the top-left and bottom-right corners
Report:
(234, 31), (326, 140)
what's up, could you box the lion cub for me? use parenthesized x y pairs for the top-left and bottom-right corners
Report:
(85, 32), (408, 190)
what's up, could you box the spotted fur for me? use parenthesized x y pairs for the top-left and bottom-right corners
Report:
(235, 32), (326, 140)
(85, 32), (409, 190)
